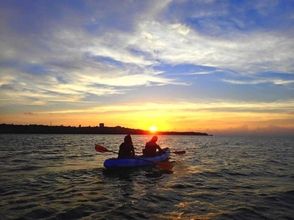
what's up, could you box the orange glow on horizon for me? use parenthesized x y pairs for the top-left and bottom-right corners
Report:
(1, 100), (293, 136)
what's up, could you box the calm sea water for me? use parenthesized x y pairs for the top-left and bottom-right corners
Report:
(0, 134), (293, 220)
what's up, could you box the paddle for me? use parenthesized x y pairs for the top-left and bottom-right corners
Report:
(173, 150), (186, 154)
(95, 144), (185, 155)
(95, 144), (118, 154)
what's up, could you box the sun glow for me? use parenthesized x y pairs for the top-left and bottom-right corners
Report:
(149, 125), (157, 133)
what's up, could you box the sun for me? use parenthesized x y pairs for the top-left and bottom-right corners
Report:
(149, 125), (157, 133)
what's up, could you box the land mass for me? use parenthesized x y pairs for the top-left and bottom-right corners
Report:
(0, 124), (211, 136)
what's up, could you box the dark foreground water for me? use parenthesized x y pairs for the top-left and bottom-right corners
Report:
(0, 134), (293, 220)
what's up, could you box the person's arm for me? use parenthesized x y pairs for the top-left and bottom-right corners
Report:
(118, 143), (123, 158)
(156, 144), (163, 152)
(131, 145), (135, 157)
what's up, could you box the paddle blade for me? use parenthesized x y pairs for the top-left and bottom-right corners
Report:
(173, 150), (186, 154)
(95, 144), (110, 153)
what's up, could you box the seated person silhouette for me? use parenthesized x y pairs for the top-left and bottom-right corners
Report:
(118, 134), (135, 158)
(143, 136), (163, 157)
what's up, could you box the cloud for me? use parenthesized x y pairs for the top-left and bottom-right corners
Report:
(1, 1), (294, 79)
(188, 70), (223, 75)
(130, 21), (294, 74)
(35, 100), (294, 115)
(0, 2), (181, 106)
(0, 0), (294, 118)
(222, 78), (294, 85)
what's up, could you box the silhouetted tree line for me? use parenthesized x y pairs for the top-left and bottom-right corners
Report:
(0, 124), (209, 135)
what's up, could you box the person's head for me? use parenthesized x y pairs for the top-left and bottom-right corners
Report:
(124, 134), (132, 144)
(150, 135), (158, 143)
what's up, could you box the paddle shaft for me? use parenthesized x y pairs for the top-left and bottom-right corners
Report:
(95, 144), (185, 155)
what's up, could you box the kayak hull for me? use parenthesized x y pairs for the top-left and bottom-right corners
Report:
(104, 148), (170, 169)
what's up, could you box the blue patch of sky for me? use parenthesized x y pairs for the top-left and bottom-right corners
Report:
(184, 17), (243, 35)
(83, 1), (150, 34)
(154, 63), (218, 75)
(128, 48), (154, 61)
(1, 1), (63, 34)
(2, 0), (141, 35)
(3, 0), (293, 37)
(22, 64), (51, 75)
(84, 15), (135, 34)
(0, 59), (50, 75)
(257, 72), (294, 80)
(163, 0), (294, 36)
(153, 63), (228, 87)
(229, 0), (294, 30)
(85, 53), (124, 68)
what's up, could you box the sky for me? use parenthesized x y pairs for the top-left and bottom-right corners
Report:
(0, 0), (294, 135)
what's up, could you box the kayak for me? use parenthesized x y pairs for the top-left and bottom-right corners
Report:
(104, 148), (170, 169)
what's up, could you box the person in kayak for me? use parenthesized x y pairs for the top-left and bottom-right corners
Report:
(118, 134), (135, 158)
(143, 135), (163, 157)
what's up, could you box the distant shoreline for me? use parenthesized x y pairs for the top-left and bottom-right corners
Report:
(0, 124), (211, 136)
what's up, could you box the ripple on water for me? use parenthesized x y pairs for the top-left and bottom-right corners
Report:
(0, 134), (293, 219)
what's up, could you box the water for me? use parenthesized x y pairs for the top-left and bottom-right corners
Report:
(0, 134), (293, 219)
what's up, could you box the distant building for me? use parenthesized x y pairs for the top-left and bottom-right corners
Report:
(99, 123), (104, 128)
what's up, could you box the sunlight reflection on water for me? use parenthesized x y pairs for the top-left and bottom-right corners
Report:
(0, 134), (293, 219)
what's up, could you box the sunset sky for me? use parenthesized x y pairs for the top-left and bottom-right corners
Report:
(0, 0), (293, 135)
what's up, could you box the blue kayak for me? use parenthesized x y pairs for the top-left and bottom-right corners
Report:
(104, 148), (170, 169)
